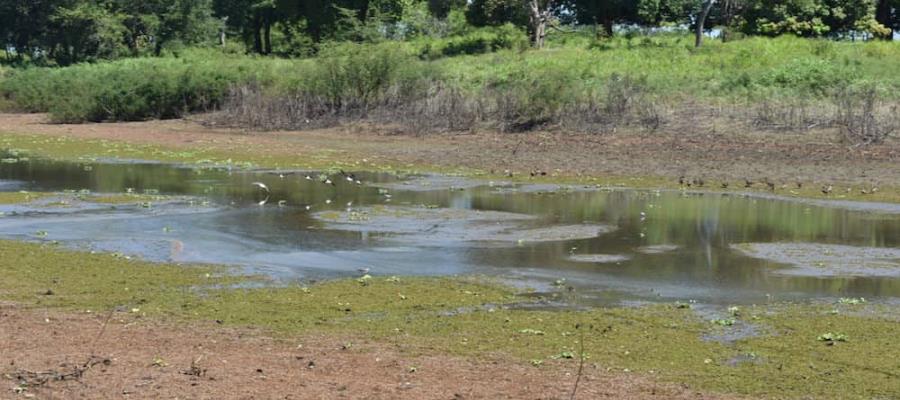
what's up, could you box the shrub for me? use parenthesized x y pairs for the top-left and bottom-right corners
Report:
(759, 58), (853, 96)
(418, 24), (528, 60)
(0, 51), (290, 122)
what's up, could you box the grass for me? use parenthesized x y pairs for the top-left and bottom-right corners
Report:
(1, 34), (898, 127)
(0, 191), (51, 204)
(1, 239), (898, 399)
(0, 48), (301, 122)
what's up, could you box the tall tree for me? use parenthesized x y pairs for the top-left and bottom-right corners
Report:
(695, 0), (715, 47)
(875, 0), (897, 39)
(568, 0), (637, 37)
(528, 0), (558, 48)
(738, 0), (887, 38)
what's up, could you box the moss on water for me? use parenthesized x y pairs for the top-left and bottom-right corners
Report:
(0, 191), (49, 204)
(0, 240), (897, 398)
(87, 193), (169, 205)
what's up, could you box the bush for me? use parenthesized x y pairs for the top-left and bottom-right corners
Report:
(0, 51), (291, 122)
(418, 24), (528, 60)
(295, 42), (429, 113)
(760, 58), (853, 95)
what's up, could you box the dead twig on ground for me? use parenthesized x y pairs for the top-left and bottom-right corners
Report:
(4, 309), (115, 388)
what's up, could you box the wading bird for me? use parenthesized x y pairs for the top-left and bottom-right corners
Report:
(251, 182), (270, 194)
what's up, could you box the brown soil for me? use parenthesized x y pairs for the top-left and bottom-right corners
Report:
(0, 305), (738, 400)
(1, 113), (898, 190)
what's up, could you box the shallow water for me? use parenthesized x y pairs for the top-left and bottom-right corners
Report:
(2, 155), (899, 305)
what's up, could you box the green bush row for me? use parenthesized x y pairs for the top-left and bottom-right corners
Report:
(2, 35), (898, 124)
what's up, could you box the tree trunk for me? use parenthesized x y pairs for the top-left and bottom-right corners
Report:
(264, 18), (272, 55)
(695, 0), (716, 48)
(529, 0), (554, 49)
(602, 18), (614, 38)
(252, 12), (263, 54)
(876, 0), (894, 41)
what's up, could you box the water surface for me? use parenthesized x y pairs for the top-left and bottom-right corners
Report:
(2, 155), (899, 306)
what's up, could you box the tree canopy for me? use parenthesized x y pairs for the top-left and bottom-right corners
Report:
(1, 0), (896, 64)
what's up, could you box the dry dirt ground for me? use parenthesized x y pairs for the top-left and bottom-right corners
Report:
(1, 113), (898, 189)
(0, 305), (738, 400)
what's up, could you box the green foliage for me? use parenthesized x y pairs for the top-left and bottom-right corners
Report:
(417, 24), (528, 59)
(0, 49), (291, 122)
(297, 41), (423, 110)
(4, 34), (900, 124)
(759, 58), (853, 95)
(737, 0), (890, 37)
(465, 0), (529, 28)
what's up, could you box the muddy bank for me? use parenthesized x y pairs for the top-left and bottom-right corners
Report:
(732, 243), (900, 277)
(1, 113), (898, 204)
(568, 254), (632, 263)
(315, 205), (614, 246)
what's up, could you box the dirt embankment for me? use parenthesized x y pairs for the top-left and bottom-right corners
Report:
(0, 305), (735, 400)
(1, 113), (898, 197)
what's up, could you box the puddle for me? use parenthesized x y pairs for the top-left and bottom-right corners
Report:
(2, 151), (900, 306)
(732, 243), (900, 277)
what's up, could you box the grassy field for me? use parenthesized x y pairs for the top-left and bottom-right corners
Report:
(1, 34), (898, 132)
(1, 238), (898, 399)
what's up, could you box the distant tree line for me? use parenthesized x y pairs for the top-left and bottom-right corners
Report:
(1, 0), (897, 64)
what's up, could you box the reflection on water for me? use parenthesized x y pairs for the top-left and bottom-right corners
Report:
(1, 155), (899, 305)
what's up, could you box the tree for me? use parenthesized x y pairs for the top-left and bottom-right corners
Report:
(875, 0), (898, 39)
(0, 0), (61, 62)
(427, 0), (465, 19)
(737, 0), (888, 38)
(465, 0), (529, 29)
(568, 0), (639, 37)
(528, 0), (558, 48)
(47, 1), (127, 64)
(695, 0), (715, 47)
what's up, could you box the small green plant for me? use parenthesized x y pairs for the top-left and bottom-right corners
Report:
(838, 297), (866, 305)
(711, 318), (736, 327)
(817, 332), (849, 343)
(356, 274), (372, 286)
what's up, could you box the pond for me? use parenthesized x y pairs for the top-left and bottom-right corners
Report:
(2, 154), (899, 306)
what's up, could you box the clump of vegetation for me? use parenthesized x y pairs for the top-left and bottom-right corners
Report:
(0, 50), (295, 122)
(416, 24), (528, 60)
(0, 191), (51, 205)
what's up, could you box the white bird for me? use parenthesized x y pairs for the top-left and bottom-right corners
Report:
(325, 199), (332, 204)
(357, 267), (371, 275)
(251, 182), (270, 193)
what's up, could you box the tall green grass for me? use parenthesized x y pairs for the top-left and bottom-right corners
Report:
(1, 34), (899, 125)
(0, 49), (298, 122)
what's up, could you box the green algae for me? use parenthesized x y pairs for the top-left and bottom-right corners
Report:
(0, 240), (898, 399)
(0, 191), (50, 204)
